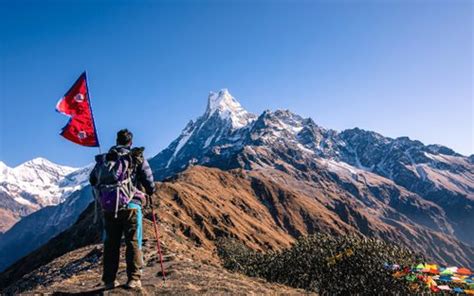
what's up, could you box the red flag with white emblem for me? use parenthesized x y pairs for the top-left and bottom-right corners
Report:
(56, 72), (100, 147)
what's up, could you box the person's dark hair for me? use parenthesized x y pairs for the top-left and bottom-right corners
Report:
(117, 129), (133, 146)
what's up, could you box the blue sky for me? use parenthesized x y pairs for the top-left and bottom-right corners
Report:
(0, 0), (472, 167)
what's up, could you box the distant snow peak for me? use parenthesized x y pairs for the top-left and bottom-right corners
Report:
(25, 157), (51, 164)
(0, 161), (8, 173)
(0, 157), (91, 208)
(14, 157), (76, 174)
(272, 110), (305, 133)
(207, 89), (235, 113)
(206, 89), (256, 129)
(19, 157), (55, 166)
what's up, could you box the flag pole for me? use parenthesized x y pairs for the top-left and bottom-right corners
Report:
(84, 71), (102, 226)
(84, 71), (102, 155)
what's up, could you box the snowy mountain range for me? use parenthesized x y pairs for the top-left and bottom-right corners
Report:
(0, 158), (91, 234)
(150, 89), (474, 248)
(1, 89), (473, 273)
(151, 90), (473, 198)
(0, 159), (92, 271)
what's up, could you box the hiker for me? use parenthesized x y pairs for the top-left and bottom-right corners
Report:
(89, 129), (156, 289)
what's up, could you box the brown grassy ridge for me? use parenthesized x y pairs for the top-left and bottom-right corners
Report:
(1, 165), (472, 294)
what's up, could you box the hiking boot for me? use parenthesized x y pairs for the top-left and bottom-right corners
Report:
(126, 279), (142, 289)
(104, 280), (120, 289)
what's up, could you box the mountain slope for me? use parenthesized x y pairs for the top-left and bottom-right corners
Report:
(150, 90), (474, 250)
(0, 186), (93, 272)
(2, 89), (472, 292)
(0, 167), (319, 294)
(0, 158), (90, 234)
(158, 166), (473, 266)
(1, 165), (472, 294)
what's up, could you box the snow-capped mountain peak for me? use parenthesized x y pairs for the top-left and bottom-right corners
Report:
(15, 157), (76, 172)
(153, 89), (258, 171)
(265, 110), (306, 134)
(19, 157), (56, 166)
(0, 157), (92, 233)
(205, 89), (256, 128)
(0, 161), (8, 173)
(2, 158), (77, 186)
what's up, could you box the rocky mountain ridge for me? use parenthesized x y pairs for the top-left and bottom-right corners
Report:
(150, 89), (473, 247)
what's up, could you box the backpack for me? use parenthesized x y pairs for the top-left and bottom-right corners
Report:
(92, 148), (137, 217)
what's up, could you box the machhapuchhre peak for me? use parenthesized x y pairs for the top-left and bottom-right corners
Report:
(1, 90), (473, 295)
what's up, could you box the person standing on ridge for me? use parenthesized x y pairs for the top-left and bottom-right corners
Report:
(89, 129), (156, 290)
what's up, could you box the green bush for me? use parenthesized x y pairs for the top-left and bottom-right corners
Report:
(217, 233), (426, 295)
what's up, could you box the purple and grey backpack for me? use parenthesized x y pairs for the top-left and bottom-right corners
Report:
(92, 149), (137, 217)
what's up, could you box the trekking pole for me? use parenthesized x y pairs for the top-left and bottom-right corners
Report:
(150, 202), (166, 281)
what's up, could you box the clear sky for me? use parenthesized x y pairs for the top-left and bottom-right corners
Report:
(0, 0), (472, 168)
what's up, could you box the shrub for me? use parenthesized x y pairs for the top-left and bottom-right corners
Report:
(217, 233), (426, 295)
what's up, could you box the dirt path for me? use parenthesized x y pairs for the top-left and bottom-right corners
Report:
(8, 241), (313, 295)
